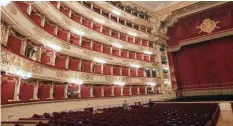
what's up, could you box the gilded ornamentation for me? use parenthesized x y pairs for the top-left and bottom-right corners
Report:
(79, 73), (94, 80)
(33, 27), (53, 41)
(196, 18), (220, 34)
(140, 78), (161, 83)
(105, 76), (131, 82)
(6, 2), (17, 15)
(30, 64), (43, 74)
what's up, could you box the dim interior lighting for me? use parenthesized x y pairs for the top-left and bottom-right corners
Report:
(128, 32), (137, 36)
(144, 50), (153, 55)
(46, 43), (61, 52)
(94, 18), (105, 24)
(148, 82), (156, 86)
(0, 1), (10, 6)
(73, 29), (85, 36)
(112, 43), (123, 48)
(94, 57), (106, 64)
(114, 81), (125, 86)
(112, 10), (121, 16)
(130, 64), (140, 68)
(70, 79), (83, 85)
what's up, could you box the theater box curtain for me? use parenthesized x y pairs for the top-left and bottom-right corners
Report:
(1, 75), (16, 103)
(38, 83), (50, 100)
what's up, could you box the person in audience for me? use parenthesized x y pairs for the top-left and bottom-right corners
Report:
(123, 100), (129, 110)
(148, 99), (154, 108)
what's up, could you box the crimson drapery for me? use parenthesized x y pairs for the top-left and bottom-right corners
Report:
(57, 28), (69, 41)
(113, 66), (121, 76)
(1, 75), (16, 103)
(132, 87), (138, 95)
(19, 81), (34, 101)
(60, 6), (70, 17)
(82, 38), (91, 49)
(129, 51), (135, 59)
(81, 86), (90, 98)
(93, 23), (101, 32)
(167, 52), (178, 90)
(68, 84), (79, 98)
(71, 13), (81, 23)
(55, 53), (67, 69)
(150, 55), (155, 62)
(82, 18), (92, 28)
(104, 86), (112, 96)
(93, 87), (102, 97)
(50, 1), (58, 8)
(102, 26), (110, 36)
(138, 68), (145, 77)
(135, 38), (141, 45)
(120, 33), (127, 41)
(167, 2), (233, 51)
(44, 22), (56, 35)
(112, 48), (120, 56)
(82, 60), (91, 72)
(123, 87), (130, 96)
(142, 40), (148, 46)
(103, 64), (112, 75)
(15, 2), (28, 14)
(128, 36), (134, 43)
(144, 54), (150, 62)
(7, 34), (22, 55)
(139, 87), (146, 94)
(53, 84), (64, 99)
(93, 42), (102, 52)
(114, 86), (121, 96)
(94, 63), (102, 74)
(69, 57), (79, 71)
(103, 45), (111, 54)
(112, 31), (119, 39)
(122, 67), (129, 76)
(70, 33), (80, 45)
(136, 53), (143, 61)
(130, 68), (137, 77)
(171, 35), (233, 90)
(41, 48), (53, 65)
(121, 50), (128, 58)
(30, 13), (42, 26)
(38, 83), (50, 100)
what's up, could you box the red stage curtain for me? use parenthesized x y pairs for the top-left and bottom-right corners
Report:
(139, 87), (146, 94)
(171, 35), (233, 90)
(113, 66), (121, 76)
(129, 51), (136, 59)
(57, 28), (69, 41)
(38, 83), (50, 100)
(71, 12), (81, 23)
(93, 87), (102, 98)
(112, 31), (119, 39)
(93, 42), (102, 52)
(103, 45), (111, 54)
(7, 34), (22, 55)
(104, 86), (112, 97)
(128, 36), (134, 43)
(82, 60), (91, 72)
(70, 33), (80, 45)
(41, 48), (53, 65)
(1, 75), (16, 103)
(81, 38), (91, 49)
(167, 3), (233, 50)
(102, 26), (110, 36)
(130, 68), (137, 77)
(142, 40), (148, 46)
(82, 18), (92, 28)
(167, 52), (178, 90)
(120, 33), (127, 41)
(19, 81), (34, 101)
(138, 68), (145, 77)
(135, 38), (141, 45)
(55, 53), (67, 69)
(93, 23), (101, 32)
(121, 50), (128, 58)
(132, 87), (138, 95)
(122, 67), (129, 76)
(68, 84), (79, 98)
(144, 54), (150, 62)
(60, 5), (70, 17)
(94, 63), (102, 74)
(123, 87), (130, 96)
(103, 64), (112, 75)
(114, 86), (121, 96)
(44, 22), (56, 35)
(15, 2), (28, 14)
(136, 53), (143, 60)
(81, 86), (90, 98)
(30, 13), (42, 26)
(53, 84), (64, 99)
(69, 57), (79, 71)
(112, 48), (120, 56)
(150, 55), (155, 62)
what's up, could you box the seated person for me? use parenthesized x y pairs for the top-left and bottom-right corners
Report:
(148, 99), (154, 108)
(123, 100), (129, 110)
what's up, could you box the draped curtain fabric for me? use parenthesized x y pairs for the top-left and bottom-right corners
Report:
(167, 3), (233, 50)
(69, 57), (79, 71)
(19, 81), (34, 101)
(57, 28), (69, 41)
(53, 84), (65, 99)
(172, 36), (233, 90)
(1, 75), (16, 103)
(121, 50), (128, 58)
(7, 34), (22, 55)
(120, 33), (127, 41)
(93, 42), (102, 52)
(130, 68), (137, 77)
(82, 60), (91, 72)
(104, 86), (112, 97)
(70, 33), (80, 45)
(82, 18), (92, 28)
(103, 45), (111, 54)
(93, 86), (102, 98)
(128, 36), (134, 43)
(114, 86), (121, 96)
(44, 21), (56, 35)
(122, 67), (129, 76)
(113, 66), (121, 76)
(93, 23), (101, 32)
(132, 87), (138, 95)
(139, 87), (146, 94)
(60, 5), (70, 17)
(82, 38), (91, 49)
(135, 38), (141, 45)
(103, 64), (112, 75)
(138, 68), (145, 77)
(144, 54), (150, 62)
(129, 52), (135, 59)
(15, 2), (28, 14)
(136, 53), (143, 61)
(142, 40), (148, 46)
(112, 31), (119, 39)
(71, 13), (81, 23)
(30, 13), (42, 26)
(41, 48), (53, 65)
(55, 53), (67, 69)
(94, 63), (102, 74)
(103, 26), (110, 36)
(112, 48), (120, 56)
(38, 83), (50, 100)
(123, 87), (130, 96)
(81, 86), (90, 98)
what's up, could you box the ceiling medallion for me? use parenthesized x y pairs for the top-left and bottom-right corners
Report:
(196, 18), (220, 34)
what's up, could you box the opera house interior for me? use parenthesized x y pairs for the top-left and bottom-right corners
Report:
(1, 1), (233, 126)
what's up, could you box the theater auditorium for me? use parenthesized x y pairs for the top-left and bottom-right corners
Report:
(1, 1), (233, 126)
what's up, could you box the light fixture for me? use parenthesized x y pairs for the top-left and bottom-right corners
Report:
(112, 43), (123, 48)
(128, 32), (137, 36)
(130, 64), (140, 68)
(147, 82), (156, 86)
(0, 1), (10, 6)
(46, 43), (61, 52)
(113, 81), (125, 86)
(73, 29), (85, 36)
(144, 50), (153, 55)
(94, 57), (106, 64)
(94, 18), (105, 24)
(70, 79), (83, 85)
(112, 10), (121, 16)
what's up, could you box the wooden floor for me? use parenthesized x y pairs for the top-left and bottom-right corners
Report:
(217, 111), (233, 126)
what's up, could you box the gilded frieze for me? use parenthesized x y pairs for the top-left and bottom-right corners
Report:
(196, 18), (220, 34)
(6, 2), (17, 15)
(105, 76), (131, 83)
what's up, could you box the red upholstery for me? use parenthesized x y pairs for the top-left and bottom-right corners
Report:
(70, 33), (80, 45)
(19, 81), (34, 101)
(138, 68), (145, 77)
(53, 85), (64, 99)
(112, 48), (120, 56)
(130, 68), (137, 77)
(121, 50), (128, 58)
(55, 53), (67, 69)
(120, 33), (127, 41)
(114, 86), (121, 96)
(135, 38), (141, 45)
(69, 57), (79, 71)
(129, 52), (135, 59)
(57, 28), (69, 41)
(41, 48), (53, 65)
(82, 18), (92, 28)
(93, 87), (102, 98)
(7, 34), (22, 55)
(112, 31), (119, 39)
(103, 45), (111, 54)
(1, 75), (16, 103)
(150, 55), (155, 62)
(113, 66), (121, 76)
(142, 40), (148, 46)
(82, 60), (91, 72)
(81, 86), (90, 98)
(128, 36), (134, 43)
(93, 23), (101, 32)
(38, 83), (50, 100)
(71, 13), (81, 23)
(122, 67), (129, 76)
(139, 87), (146, 94)
(94, 63), (102, 74)
(60, 6), (70, 17)
(103, 64), (112, 75)
(123, 87), (130, 96)
(132, 87), (138, 95)
(102, 26), (110, 36)
(30, 14), (42, 26)
(15, 2), (28, 14)
(136, 53), (143, 61)
(81, 38), (91, 49)
(104, 86), (112, 96)
(144, 54), (150, 62)
(44, 22), (56, 35)
(93, 42), (102, 52)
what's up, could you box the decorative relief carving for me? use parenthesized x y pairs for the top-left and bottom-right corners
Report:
(140, 78), (161, 83)
(83, 50), (113, 61)
(105, 76), (131, 82)
(196, 18), (220, 34)
(30, 64), (43, 74)
(6, 2), (17, 15)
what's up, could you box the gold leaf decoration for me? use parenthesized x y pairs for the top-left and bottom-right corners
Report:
(196, 18), (220, 34)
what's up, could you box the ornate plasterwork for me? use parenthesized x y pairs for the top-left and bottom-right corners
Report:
(196, 18), (220, 34)
(105, 76), (131, 83)
(83, 51), (113, 61)
(56, 70), (94, 81)
(6, 2), (17, 15)
(140, 78), (161, 83)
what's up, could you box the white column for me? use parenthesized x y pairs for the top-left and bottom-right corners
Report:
(52, 52), (56, 66)
(120, 86), (124, 96)
(111, 86), (115, 96)
(49, 83), (54, 99)
(37, 47), (42, 62)
(1, 25), (11, 46)
(32, 80), (39, 100)
(90, 85), (94, 97)
(145, 86), (148, 94)
(137, 86), (140, 95)
(129, 86), (132, 95)
(64, 84), (68, 99)
(101, 86), (104, 97)
(12, 78), (21, 101)
(78, 85), (82, 98)
(20, 39), (27, 56)
(101, 64), (104, 74)
(65, 56), (69, 69)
